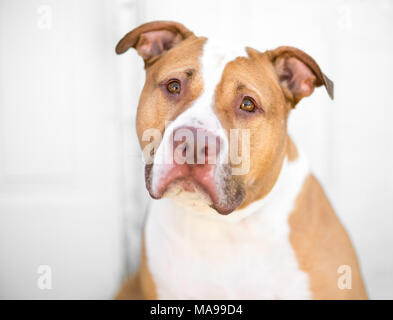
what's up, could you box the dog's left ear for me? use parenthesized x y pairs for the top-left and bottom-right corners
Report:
(267, 46), (334, 106)
(116, 21), (194, 67)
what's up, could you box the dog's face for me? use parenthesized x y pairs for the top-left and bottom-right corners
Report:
(116, 21), (333, 215)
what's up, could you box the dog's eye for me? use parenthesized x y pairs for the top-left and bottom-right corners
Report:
(240, 97), (256, 112)
(167, 80), (181, 94)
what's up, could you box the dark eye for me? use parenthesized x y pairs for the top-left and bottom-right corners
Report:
(240, 97), (256, 112)
(167, 80), (181, 94)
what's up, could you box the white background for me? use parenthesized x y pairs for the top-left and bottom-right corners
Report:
(0, 0), (392, 299)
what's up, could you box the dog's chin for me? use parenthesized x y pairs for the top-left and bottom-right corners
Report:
(144, 164), (245, 215)
(164, 179), (215, 213)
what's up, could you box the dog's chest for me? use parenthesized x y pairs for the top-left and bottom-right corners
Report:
(145, 200), (310, 299)
(145, 156), (311, 299)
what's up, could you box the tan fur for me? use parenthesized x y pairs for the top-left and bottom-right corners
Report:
(136, 36), (205, 151)
(115, 273), (143, 300)
(115, 240), (157, 300)
(286, 135), (299, 162)
(216, 48), (291, 209)
(135, 36), (307, 211)
(289, 174), (368, 299)
(136, 39), (297, 211)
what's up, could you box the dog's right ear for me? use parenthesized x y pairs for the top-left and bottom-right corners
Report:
(115, 21), (194, 66)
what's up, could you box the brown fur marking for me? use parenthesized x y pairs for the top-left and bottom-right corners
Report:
(115, 239), (157, 300)
(289, 174), (368, 299)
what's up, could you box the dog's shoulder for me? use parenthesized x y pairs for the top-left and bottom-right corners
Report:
(289, 174), (368, 299)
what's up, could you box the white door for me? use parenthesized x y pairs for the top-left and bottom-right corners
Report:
(0, 0), (140, 299)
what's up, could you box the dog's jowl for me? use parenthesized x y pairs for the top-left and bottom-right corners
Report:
(115, 21), (367, 300)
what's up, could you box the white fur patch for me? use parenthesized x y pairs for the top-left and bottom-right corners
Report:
(145, 150), (312, 299)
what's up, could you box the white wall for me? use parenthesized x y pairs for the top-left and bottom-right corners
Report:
(0, 0), (392, 299)
(0, 0), (129, 299)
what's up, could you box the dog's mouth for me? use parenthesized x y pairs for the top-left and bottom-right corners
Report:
(145, 163), (245, 215)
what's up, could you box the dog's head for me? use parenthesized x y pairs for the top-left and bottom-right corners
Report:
(116, 21), (333, 215)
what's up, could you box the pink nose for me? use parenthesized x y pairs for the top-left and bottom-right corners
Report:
(172, 126), (222, 165)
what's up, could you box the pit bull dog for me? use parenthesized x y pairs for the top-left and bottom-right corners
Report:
(115, 21), (367, 299)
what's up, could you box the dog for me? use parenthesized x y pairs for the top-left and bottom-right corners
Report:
(115, 21), (367, 299)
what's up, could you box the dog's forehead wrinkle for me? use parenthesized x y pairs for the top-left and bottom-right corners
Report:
(170, 41), (247, 129)
(180, 40), (247, 120)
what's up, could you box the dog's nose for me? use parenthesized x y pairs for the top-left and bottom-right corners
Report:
(172, 126), (222, 165)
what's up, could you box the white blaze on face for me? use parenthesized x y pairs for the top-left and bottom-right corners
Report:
(150, 40), (247, 196)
